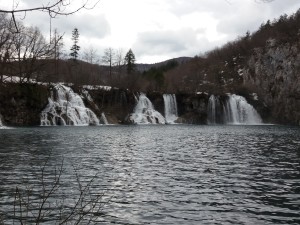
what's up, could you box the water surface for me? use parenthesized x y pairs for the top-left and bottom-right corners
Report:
(0, 125), (299, 224)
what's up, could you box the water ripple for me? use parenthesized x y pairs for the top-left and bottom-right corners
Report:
(0, 125), (299, 224)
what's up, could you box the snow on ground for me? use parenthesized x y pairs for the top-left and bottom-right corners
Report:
(1, 75), (112, 91)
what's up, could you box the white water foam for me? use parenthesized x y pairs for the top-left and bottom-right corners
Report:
(127, 93), (165, 124)
(40, 84), (100, 126)
(0, 114), (10, 129)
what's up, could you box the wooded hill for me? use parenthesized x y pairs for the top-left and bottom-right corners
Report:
(164, 9), (300, 94)
(1, 9), (300, 95)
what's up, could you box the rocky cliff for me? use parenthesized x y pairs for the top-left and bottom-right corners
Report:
(0, 83), (49, 126)
(243, 40), (300, 125)
(0, 82), (278, 126)
(0, 84), (213, 126)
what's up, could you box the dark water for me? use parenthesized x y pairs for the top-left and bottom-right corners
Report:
(0, 125), (300, 224)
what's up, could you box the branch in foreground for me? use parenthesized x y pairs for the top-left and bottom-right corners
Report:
(0, 158), (110, 224)
(0, 0), (100, 32)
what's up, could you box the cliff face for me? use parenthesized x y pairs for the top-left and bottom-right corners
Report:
(243, 41), (300, 125)
(0, 83), (49, 126)
(0, 82), (269, 126)
(175, 93), (208, 124)
(86, 88), (136, 124)
(86, 90), (209, 124)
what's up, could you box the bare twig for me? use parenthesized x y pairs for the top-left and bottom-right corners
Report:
(0, 0), (101, 32)
(5, 156), (110, 224)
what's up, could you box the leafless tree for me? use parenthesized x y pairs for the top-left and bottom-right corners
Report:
(1, 20), (63, 83)
(0, 0), (100, 32)
(102, 47), (115, 78)
(83, 46), (99, 65)
(0, 14), (12, 82)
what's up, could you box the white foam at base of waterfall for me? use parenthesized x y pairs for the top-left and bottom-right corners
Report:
(40, 84), (100, 126)
(163, 94), (178, 124)
(128, 93), (166, 124)
(0, 114), (10, 129)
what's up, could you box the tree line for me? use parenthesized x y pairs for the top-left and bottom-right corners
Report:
(0, 13), (140, 88)
(0, 11), (181, 92)
(164, 8), (300, 93)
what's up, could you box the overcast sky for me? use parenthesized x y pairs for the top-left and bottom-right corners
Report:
(1, 0), (300, 63)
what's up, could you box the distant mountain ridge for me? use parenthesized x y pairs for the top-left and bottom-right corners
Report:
(135, 57), (192, 72)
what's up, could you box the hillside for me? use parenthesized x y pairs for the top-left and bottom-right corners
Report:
(1, 10), (300, 125)
(135, 57), (192, 72)
(163, 9), (300, 124)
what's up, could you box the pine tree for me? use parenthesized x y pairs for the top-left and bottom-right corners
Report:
(70, 28), (80, 61)
(124, 49), (136, 74)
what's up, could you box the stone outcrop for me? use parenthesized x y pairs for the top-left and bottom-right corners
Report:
(0, 83), (49, 126)
(243, 41), (300, 125)
(175, 93), (209, 124)
(85, 88), (136, 124)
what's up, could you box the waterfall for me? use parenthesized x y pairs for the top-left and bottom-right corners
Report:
(127, 93), (166, 124)
(163, 94), (178, 124)
(0, 114), (3, 128)
(40, 84), (100, 126)
(207, 95), (224, 124)
(226, 94), (262, 124)
(207, 95), (217, 124)
(101, 112), (109, 125)
(207, 94), (262, 125)
(0, 114), (8, 129)
(81, 89), (99, 110)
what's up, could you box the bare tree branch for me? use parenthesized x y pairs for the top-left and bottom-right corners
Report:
(0, 0), (101, 32)
(4, 157), (111, 224)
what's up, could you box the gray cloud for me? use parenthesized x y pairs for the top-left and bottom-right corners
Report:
(133, 28), (218, 62)
(216, 0), (300, 37)
(20, 11), (110, 40)
(5, 0), (300, 63)
(56, 14), (111, 39)
(167, 0), (300, 37)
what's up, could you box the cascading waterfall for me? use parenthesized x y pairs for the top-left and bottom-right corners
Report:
(207, 94), (262, 125)
(227, 94), (262, 124)
(0, 114), (3, 128)
(207, 95), (218, 124)
(101, 112), (109, 125)
(127, 93), (166, 124)
(163, 94), (178, 124)
(0, 114), (9, 129)
(40, 84), (100, 126)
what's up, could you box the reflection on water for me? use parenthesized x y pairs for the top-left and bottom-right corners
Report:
(0, 125), (300, 224)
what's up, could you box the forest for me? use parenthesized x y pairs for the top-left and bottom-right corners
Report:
(1, 8), (300, 94)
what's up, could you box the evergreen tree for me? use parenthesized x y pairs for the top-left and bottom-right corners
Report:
(124, 49), (136, 74)
(70, 28), (80, 61)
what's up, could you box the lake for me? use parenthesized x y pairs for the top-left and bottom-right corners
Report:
(0, 125), (300, 224)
